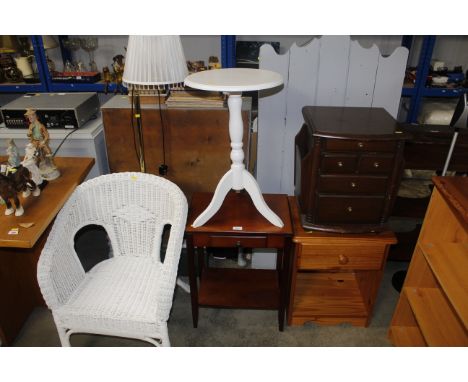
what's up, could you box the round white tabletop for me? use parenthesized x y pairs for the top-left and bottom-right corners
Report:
(184, 68), (283, 92)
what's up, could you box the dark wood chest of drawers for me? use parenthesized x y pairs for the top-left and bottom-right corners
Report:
(295, 106), (409, 233)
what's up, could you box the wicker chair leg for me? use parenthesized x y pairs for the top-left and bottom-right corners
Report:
(57, 326), (71, 347)
(159, 326), (171, 347)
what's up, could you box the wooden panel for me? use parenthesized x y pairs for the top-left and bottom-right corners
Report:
(421, 242), (468, 328)
(403, 246), (439, 289)
(292, 272), (368, 322)
(345, 41), (379, 107)
(372, 47), (409, 118)
(405, 287), (468, 346)
(419, 188), (468, 244)
(280, 39), (321, 195)
(101, 105), (250, 199)
(389, 326), (427, 347)
(298, 244), (385, 270)
(198, 268), (279, 309)
(258, 43), (289, 194)
(315, 36), (350, 107)
(319, 175), (388, 194)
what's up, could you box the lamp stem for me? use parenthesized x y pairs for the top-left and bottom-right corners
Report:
(442, 128), (459, 176)
(134, 92), (146, 173)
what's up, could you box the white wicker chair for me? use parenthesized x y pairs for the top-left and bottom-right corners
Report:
(37, 172), (188, 347)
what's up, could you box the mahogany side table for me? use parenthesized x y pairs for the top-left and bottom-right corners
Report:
(185, 191), (293, 331)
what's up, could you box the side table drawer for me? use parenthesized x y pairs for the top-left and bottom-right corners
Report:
(298, 244), (386, 270)
(193, 234), (267, 248)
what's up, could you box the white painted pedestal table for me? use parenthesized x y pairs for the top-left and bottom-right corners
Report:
(185, 68), (284, 227)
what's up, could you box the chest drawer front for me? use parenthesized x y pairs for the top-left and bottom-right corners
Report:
(319, 175), (388, 194)
(195, 235), (268, 248)
(358, 156), (394, 174)
(321, 155), (358, 173)
(316, 196), (384, 223)
(298, 243), (386, 270)
(325, 139), (396, 153)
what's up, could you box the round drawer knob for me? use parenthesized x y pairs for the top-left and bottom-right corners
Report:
(236, 240), (241, 247)
(350, 182), (357, 188)
(347, 206), (353, 213)
(338, 254), (349, 265)
(337, 161), (344, 167)
(373, 162), (380, 168)
(358, 142), (364, 148)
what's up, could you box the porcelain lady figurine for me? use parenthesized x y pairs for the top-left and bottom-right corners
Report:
(25, 109), (60, 180)
(6, 138), (20, 168)
(21, 143), (43, 197)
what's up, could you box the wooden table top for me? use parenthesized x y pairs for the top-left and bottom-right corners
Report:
(186, 191), (292, 235)
(288, 196), (397, 244)
(433, 176), (468, 227)
(0, 157), (94, 249)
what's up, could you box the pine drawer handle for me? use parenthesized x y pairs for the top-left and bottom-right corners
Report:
(338, 254), (349, 265)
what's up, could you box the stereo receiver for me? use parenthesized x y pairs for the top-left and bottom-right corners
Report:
(0, 92), (100, 129)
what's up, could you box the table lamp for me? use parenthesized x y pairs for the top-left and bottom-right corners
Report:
(123, 35), (187, 173)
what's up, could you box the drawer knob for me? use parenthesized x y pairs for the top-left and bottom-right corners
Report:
(358, 142), (364, 148)
(350, 182), (357, 188)
(236, 240), (241, 247)
(347, 206), (353, 213)
(338, 254), (349, 265)
(337, 161), (344, 167)
(373, 162), (380, 168)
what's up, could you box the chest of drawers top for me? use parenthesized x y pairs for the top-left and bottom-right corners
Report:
(302, 106), (407, 141)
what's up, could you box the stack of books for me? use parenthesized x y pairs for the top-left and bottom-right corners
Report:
(165, 90), (225, 109)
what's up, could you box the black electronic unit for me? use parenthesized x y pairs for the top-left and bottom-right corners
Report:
(0, 92), (99, 129)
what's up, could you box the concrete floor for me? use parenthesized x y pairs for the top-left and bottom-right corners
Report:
(13, 260), (407, 347)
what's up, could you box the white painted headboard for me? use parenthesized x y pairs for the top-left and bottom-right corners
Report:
(257, 35), (409, 195)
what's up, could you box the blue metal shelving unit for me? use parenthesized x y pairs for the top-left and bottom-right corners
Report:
(221, 35), (236, 68)
(404, 35), (468, 123)
(0, 36), (49, 93)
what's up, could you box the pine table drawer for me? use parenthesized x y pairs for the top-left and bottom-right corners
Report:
(194, 235), (268, 248)
(298, 244), (386, 270)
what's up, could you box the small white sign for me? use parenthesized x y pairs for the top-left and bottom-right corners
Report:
(232, 226), (243, 231)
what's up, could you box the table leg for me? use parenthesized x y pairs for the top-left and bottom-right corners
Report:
(186, 234), (199, 328)
(278, 238), (292, 331)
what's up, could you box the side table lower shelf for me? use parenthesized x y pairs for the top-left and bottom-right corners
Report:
(199, 268), (279, 309)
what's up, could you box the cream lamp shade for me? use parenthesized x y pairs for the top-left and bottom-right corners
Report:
(123, 35), (188, 93)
